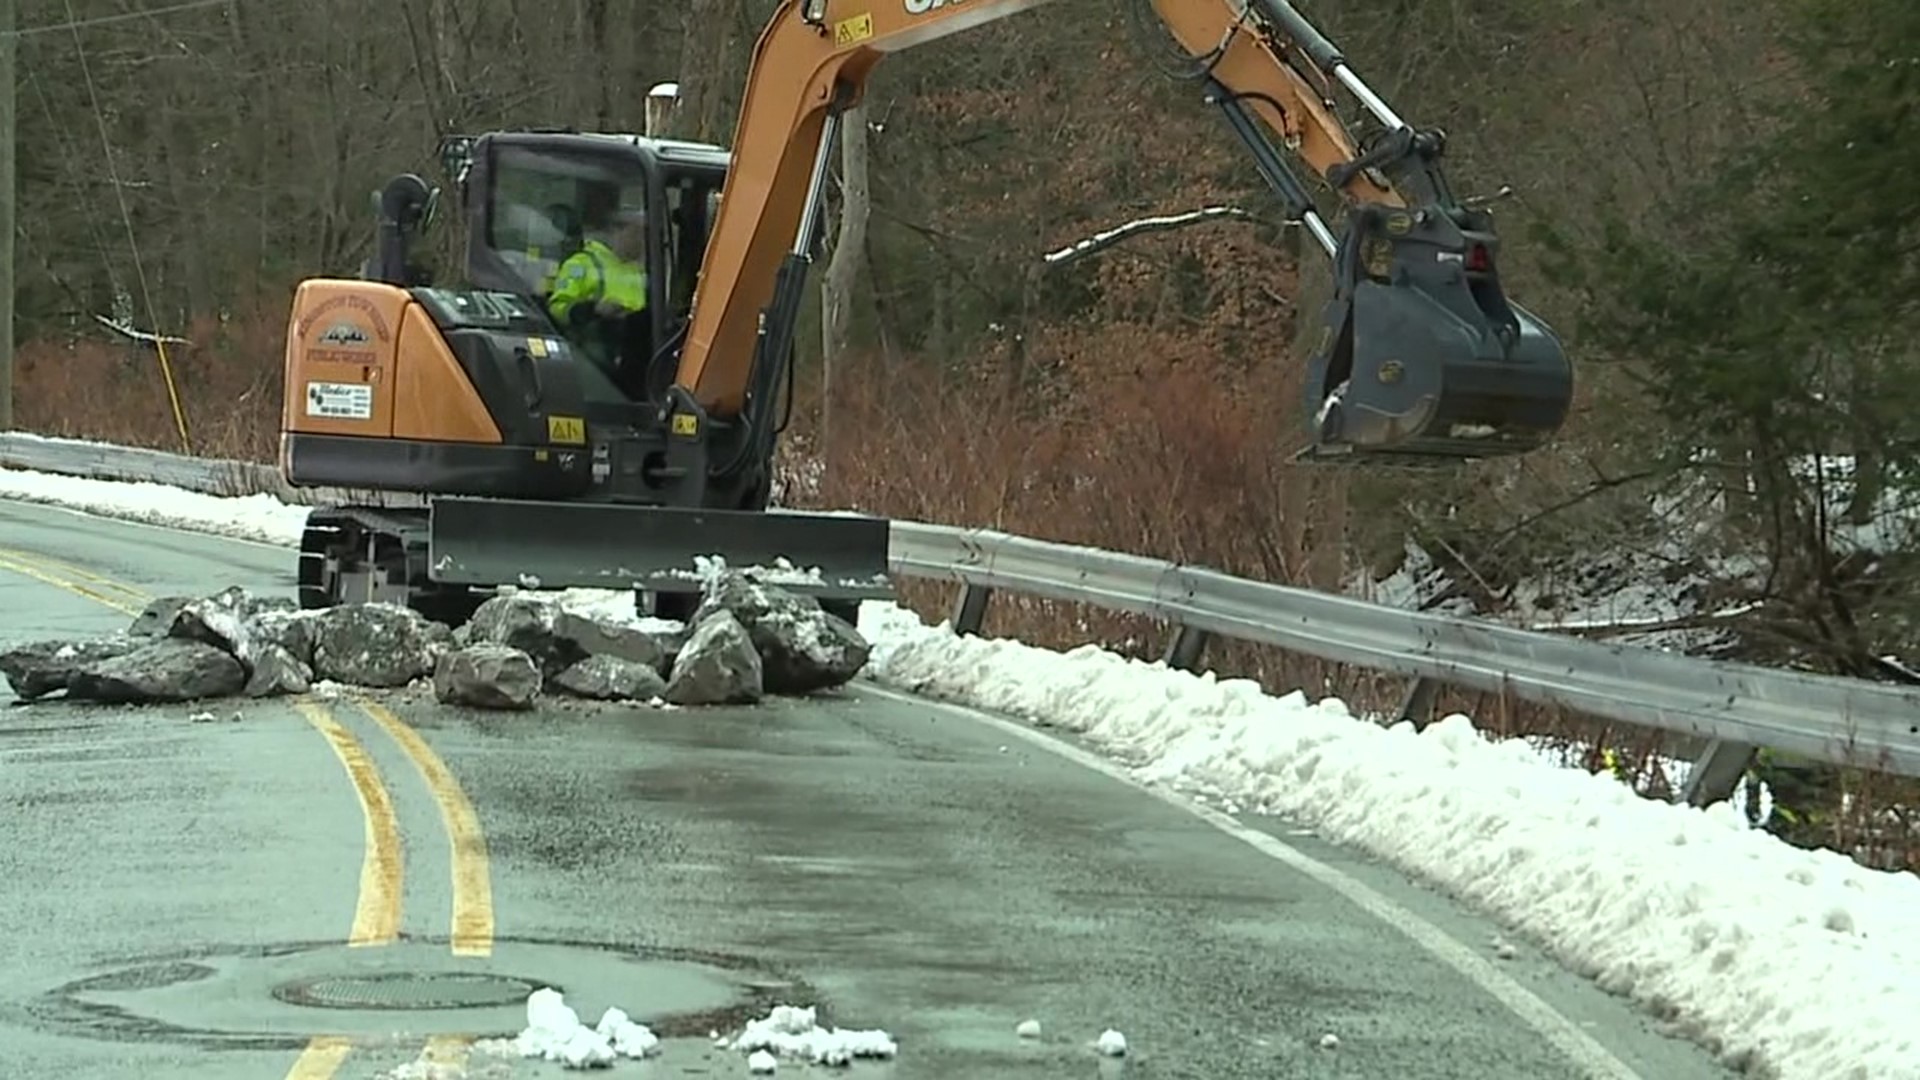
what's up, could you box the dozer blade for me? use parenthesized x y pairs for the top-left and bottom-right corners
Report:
(1299, 204), (1573, 466)
(424, 496), (894, 602)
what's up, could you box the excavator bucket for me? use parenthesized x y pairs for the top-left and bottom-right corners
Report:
(423, 496), (895, 604)
(1296, 204), (1572, 466)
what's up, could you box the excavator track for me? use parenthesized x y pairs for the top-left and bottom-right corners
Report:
(297, 506), (487, 627)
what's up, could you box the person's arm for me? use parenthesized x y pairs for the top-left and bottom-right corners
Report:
(546, 252), (603, 325)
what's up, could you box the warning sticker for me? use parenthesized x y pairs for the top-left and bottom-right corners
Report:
(306, 381), (374, 420)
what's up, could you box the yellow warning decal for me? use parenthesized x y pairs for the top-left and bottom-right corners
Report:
(547, 415), (586, 444)
(670, 413), (698, 437)
(528, 337), (549, 358)
(834, 13), (873, 46)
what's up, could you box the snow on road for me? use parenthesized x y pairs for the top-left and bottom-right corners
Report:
(3, 463), (1919, 1080)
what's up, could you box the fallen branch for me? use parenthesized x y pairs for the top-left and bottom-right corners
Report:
(93, 314), (191, 348)
(1043, 205), (1253, 266)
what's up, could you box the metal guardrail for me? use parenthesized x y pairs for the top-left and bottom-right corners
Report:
(5, 431), (1918, 802)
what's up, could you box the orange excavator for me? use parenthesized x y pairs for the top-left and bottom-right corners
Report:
(278, 0), (1572, 624)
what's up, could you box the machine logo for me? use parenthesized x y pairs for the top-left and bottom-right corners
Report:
(905, 0), (966, 13)
(317, 322), (371, 348)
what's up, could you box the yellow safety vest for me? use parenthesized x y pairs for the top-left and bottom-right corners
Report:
(547, 239), (648, 324)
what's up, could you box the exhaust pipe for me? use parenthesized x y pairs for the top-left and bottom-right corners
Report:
(645, 82), (681, 138)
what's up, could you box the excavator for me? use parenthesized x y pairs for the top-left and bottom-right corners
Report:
(278, 0), (1573, 625)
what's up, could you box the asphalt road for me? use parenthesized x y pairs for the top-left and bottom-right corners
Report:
(0, 498), (1744, 1079)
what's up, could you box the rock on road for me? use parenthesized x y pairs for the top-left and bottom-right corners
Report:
(0, 498), (1742, 1079)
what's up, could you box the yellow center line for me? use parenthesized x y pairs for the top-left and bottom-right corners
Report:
(283, 1035), (353, 1079)
(0, 545), (151, 598)
(354, 695), (495, 957)
(0, 552), (146, 617)
(293, 699), (405, 947)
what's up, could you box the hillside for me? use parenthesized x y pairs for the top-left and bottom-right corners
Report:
(8, 0), (1919, 863)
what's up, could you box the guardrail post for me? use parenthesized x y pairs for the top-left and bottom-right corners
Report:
(1396, 677), (1440, 730)
(1681, 740), (1757, 807)
(1162, 624), (1209, 672)
(950, 582), (992, 636)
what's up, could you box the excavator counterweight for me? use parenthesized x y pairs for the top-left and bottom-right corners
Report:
(277, 0), (1573, 624)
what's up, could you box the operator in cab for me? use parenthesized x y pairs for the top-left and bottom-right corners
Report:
(546, 199), (649, 373)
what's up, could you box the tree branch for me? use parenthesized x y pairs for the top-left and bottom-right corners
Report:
(1042, 205), (1256, 267)
(92, 314), (191, 348)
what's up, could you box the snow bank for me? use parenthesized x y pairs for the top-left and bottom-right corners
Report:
(855, 603), (1920, 1080)
(0, 467), (307, 545)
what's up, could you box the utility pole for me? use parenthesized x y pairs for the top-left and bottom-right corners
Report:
(0, 0), (14, 429)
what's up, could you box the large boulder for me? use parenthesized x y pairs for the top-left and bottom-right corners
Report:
(66, 639), (247, 703)
(244, 643), (313, 698)
(460, 594), (587, 678)
(166, 590), (257, 668)
(0, 636), (140, 700)
(246, 609), (320, 669)
(433, 643), (541, 710)
(552, 610), (670, 675)
(552, 654), (668, 702)
(129, 597), (194, 638)
(692, 572), (869, 694)
(664, 610), (762, 705)
(311, 603), (443, 687)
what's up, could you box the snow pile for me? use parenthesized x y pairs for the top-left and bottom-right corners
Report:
(1094, 1028), (1127, 1056)
(856, 603), (1920, 1080)
(486, 988), (661, 1069)
(0, 467), (308, 545)
(730, 1004), (897, 1066)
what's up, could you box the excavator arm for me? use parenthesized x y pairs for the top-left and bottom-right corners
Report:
(672, 0), (1571, 465)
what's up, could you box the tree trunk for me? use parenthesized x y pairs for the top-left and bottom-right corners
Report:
(819, 100), (870, 471)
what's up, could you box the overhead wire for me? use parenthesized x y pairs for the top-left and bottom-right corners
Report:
(0, 0), (233, 39)
(60, 0), (193, 451)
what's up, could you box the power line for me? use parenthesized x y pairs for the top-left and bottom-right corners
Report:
(61, 0), (191, 450)
(0, 0), (232, 39)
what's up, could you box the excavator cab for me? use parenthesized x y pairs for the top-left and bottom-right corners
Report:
(456, 132), (728, 408)
(1296, 200), (1573, 466)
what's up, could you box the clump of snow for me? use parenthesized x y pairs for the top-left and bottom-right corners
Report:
(504, 988), (660, 1069)
(855, 601), (1920, 1080)
(747, 1048), (779, 1073)
(730, 1004), (897, 1066)
(1095, 1029), (1127, 1056)
(1318, 1032), (1340, 1050)
(1015, 1018), (1042, 1039)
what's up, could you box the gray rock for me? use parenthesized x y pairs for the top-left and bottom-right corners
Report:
(129, 596), (194, 637)
(462, 594), (586, 677)
(665, 610), (762, 705)
(167, 591), (256, 667)
(433, 643), (541, 710)
(752, 605), (870, 695)
(552, 610), (670, 675)
(246, 609), (320, 668)
(553, 653), (668, 701)
(244, 643), (313, 698)
(691, 571), (870, 695)
(0, 636), (140, 700)
(311, 602), (441, 687)
(66, 639), (246, 703)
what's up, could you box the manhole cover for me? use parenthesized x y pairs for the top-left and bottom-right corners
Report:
(272, 972), (545, 1011)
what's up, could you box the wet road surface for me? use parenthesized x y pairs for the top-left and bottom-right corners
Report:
(0, 498), (1743, 1079)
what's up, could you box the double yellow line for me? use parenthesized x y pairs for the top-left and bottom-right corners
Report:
(0, 546), (494, 1077)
